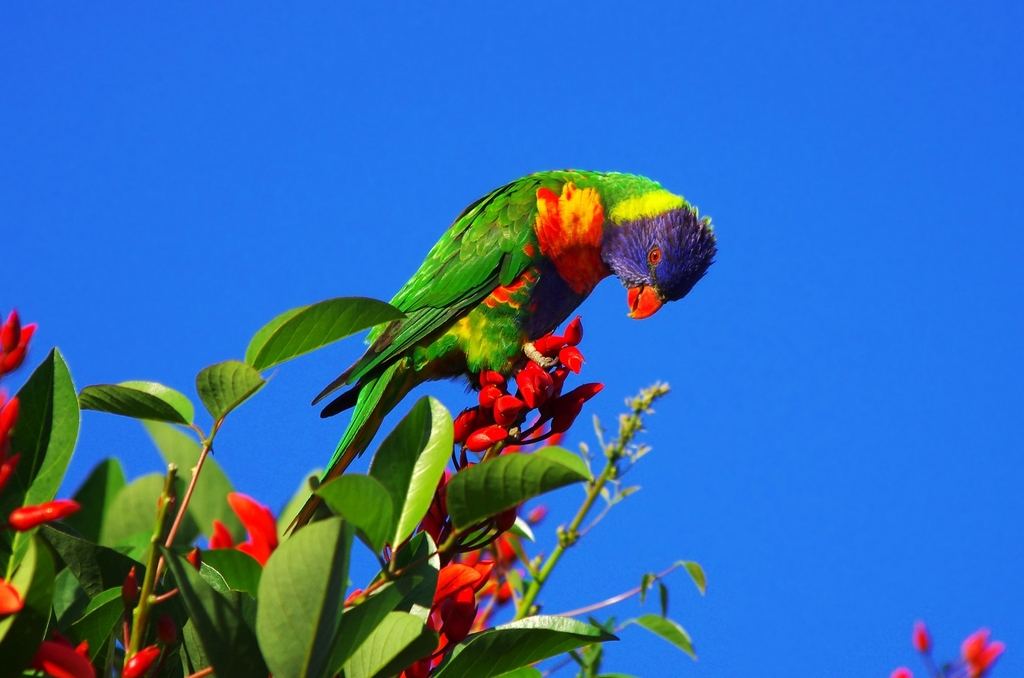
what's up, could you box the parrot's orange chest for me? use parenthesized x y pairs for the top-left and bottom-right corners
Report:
(533, 182), (610, 294)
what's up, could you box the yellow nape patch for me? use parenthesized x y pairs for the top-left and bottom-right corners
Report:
(610, 190), (686, 223)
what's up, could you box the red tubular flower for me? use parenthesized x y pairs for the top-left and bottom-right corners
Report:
(434, 564), (484, 604)
(465, 425), (508, 453)
(8, 499), (80, 531)
(452, 408), (481, 444)
(478, 384), (503, 409)
(123, 645), (161, 678)
(558, 346), (584, 374)
(186, 547), (202, 570)
(493, 395), (526, 427)
(0, 577), (23, 616)
(479, 370), (506, 387)
(227, 492), (279, 565)
(912, 620), (931, 653)
(544, 383), (604, 434)
(0, 312), (20, 353)
(122, 566), (139, 608)
(0, 454), (20, 494)
(515, 363), (554, 409)
(0, 311), (36, 377)
(890, 668), (913, 678)
(563, 316), (583, 345)
(32, 640), (96, 678)
(209, 519), (234, 549)
(532, 333), (566, 356)
(156, 613), (178, 644)
(0, 395), (19, 442)
(961, 628), (1004, 677)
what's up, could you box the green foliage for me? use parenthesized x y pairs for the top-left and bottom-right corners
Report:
(256, 517), (352, 678)
(369, 397), (453, 546)
(316, 474), (394, 552)
(66, 458), (126, 542)
(79, 380), (194, 424)
(67, 587), (123, 661)
(343, 611), (437, 678)
(624, 614), (695, 659)
(40, 525), (141, 597)
(195, 360), (266, 421)
(433, 616), (617, 678)
(445, 447), (589, 530)
(245, 296), (404, 370)
(0, 537), (55, 670)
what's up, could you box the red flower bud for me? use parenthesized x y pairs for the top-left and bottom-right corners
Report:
(545, 383), (604, 434)
(478, 384), (503, 409)
(186, 547), (202, 570)
(890, 668), (912, 678)
(32, 640), (95, 678)
(8, 499), (80, 531)
(526, 505), (548, 524)
(453, 408), (481, 444)
(563, 316), (583, 346)
(0, 395), (19, 441)
(0, 324), (35, 374)
(0, 454), (20, 494)
(344, 587), (364, 606)
(156, 613), (178, 644)
(961, 628), (1004, 675)
(479, 370), (506, 387)
(0, 311), (20, 354)
(209, 519), (234, 549)
(0, 577), (24, 616)
(465, 425), (508, 452)
(122, 566), (139, 608)
(493, 395), (526, 427)
(495, 579), (514, 604)
(532, 333), (565, 356)
(912, 620), (930, 653)
(557, 346), (584, 374)
(124, 645), (161, 678)
(494, 535), (516, 564)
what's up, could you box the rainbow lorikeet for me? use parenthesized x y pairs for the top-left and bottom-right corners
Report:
(294, 170), (716, 527)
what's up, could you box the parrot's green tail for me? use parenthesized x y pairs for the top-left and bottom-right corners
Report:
(289, 359), (417, 532)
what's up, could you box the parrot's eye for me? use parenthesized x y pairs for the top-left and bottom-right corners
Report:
(648, 246), (663, 266)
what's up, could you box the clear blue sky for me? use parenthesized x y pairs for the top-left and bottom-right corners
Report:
(3, 3), (1021, 675)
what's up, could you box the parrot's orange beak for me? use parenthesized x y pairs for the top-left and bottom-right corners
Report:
(627, 285), (664, 319)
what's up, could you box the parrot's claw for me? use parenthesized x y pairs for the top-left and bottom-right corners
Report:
(523, 342), (558, 368)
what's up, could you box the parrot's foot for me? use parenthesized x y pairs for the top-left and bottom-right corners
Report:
(523, 342), (558, 368)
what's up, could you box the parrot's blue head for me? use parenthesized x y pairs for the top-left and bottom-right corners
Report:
(601, 206), (717, 318)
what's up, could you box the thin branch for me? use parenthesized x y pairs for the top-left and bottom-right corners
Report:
(552, 561), (685, 618)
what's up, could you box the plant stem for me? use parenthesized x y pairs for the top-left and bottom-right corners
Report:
(514, 383), (669, 620)
(552, 561), (686, 618)
(127, 465), (177, 657)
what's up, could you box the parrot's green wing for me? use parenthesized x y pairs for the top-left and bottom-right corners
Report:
(313, 173), (562, 405)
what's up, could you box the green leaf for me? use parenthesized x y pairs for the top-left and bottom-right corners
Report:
(256, 517), (352, 678)
(658, 582), (669, 617)
(533, 446), (592, 480)
(0, 537), (56, 670)
(677, 560), (707, 595)
(445, 451), (589, 530)
(326, 578), (424, 674)
(52, 567), (88, 623)
(100, 473), (198, 548)
(195, 360), (266, 421)
(66, 458), (126, 542)
(496, 669), (542, 678)
(509, 516), (535, 542)
(434, 616), (617, 678)
(342, 612), (436, 678)
(2, 349), (80, 569)
(144, 421), (243, 540)
(390, 532), (439, 622)
(625, 614), (695, 659)
(40, 525), (141, 597)
(67, 587), (123, 661)
(161, 547), (268, 678)
(276, 472), (319, 536)
(79, 380), (194, 424)
(369, 397), (453, 546)
(316, 474), (394, 552)
(246, 297), (405, 371)
(199, 549), (262, 597)
(639, 573), (655, 604)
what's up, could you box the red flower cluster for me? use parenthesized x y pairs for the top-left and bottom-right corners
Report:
(209, 492), (279, 565)
(893, 621), (1004, 678)
(0, 310), (35, 378)
(452, 317), (603, 453)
